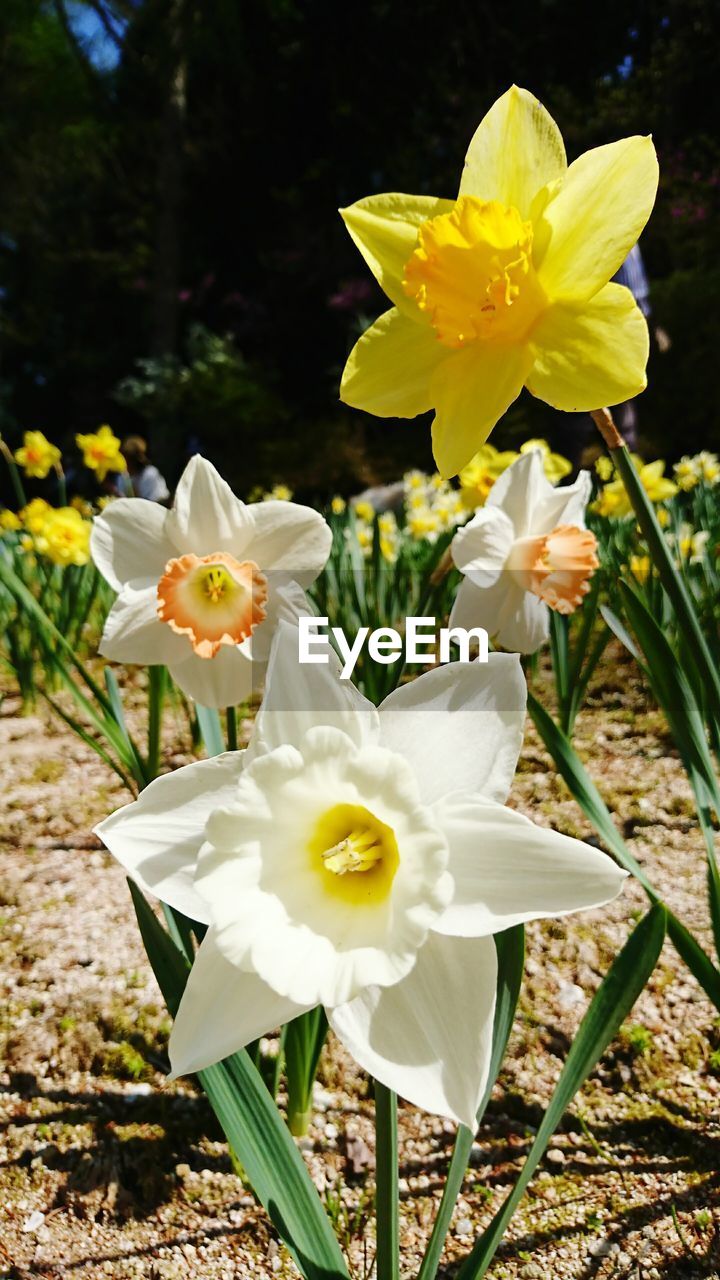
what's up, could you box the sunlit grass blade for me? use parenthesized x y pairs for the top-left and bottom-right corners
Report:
(456, 904), (666, 1279)
(128, 880), (350, 1280)
(607, 441), (720, 734)
(527, 690), (720, 1008)
(418, 925), (525, 1280)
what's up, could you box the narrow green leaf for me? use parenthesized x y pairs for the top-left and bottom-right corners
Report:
(127, 881), (350, 1280)
(456, 904), (666, 1279)
(374, 1082), (399, 1280)
(610, 444), (720, 730)
(418, 925), (525, 1280)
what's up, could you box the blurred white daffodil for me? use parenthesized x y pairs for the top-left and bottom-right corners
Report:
(450, 449), (598, 654)
(96, 624), (625, 1127)
(91, 455), (331, 708)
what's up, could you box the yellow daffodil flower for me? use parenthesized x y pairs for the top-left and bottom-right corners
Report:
(519, 438), (572, 484)
(458, 443), (519, 510)
(674, 451), (720, 490)
(592, 456), (677, 517)
(19, 497), (52, 535)
(353, 500), (375, 523)
(595, 455), (614, 482)
(331, 496), (347, 514)
(14, 430), (61, 479)
(76, 425), (126, 482)
(339, 86), (658, 478)
(36, 507), (91, 567)
(0, 508), (21, 532)
(265, 484), (293, 502)
(629, 554), (651, 584)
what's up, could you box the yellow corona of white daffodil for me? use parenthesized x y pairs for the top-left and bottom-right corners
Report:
(14, 430), (61, 479)
(339, 86), (658, 478)
(673, 451), (720, 490)
(76, 425), (126, 482)
(90, 455), (332, 708)
(96, 624), (625, 1126)
(450, 449), (598, 653)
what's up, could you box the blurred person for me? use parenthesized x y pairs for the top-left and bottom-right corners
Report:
(118, 436), (170, 503)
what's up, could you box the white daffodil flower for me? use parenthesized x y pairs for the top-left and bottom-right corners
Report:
(90, 455), (332, 708)
(96, 624), (625, 1127)
(449, 448), (599, 654)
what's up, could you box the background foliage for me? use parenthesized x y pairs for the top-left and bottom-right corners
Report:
(1, 0), (718, 498)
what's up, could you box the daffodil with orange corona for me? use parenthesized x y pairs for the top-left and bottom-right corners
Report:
(340, 86), (658, 477)
(90, 455), (332, 708)
(449, 448), (598, 653)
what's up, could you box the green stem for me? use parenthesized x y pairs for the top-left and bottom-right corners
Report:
(0, 438), (27, 509)
(226, 703), (238, 751)
(147, 665), (167, 782)
(374, 1081), (399, 1280)
(54, 462), (68, 507)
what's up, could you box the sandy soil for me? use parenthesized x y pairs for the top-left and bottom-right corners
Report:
(1, 650), (719, 1279)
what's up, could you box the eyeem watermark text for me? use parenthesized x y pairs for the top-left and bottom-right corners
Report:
(299, 616), (489, 680)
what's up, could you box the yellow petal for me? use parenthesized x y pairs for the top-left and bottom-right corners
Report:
(526, 283), (649, 411)
(341, 193), (455, 315)
(430, 343), (533, 479)
(535, 136), (658, 301)
(459, 85), (567, 218)
(340, 307), (448, 417)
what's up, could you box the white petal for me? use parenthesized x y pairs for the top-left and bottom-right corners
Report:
(533, 470), (593, 534)
(169, 929), (310, 1077)
(378, 654), (526, 805)
(165, 455), (254, 557)
(449, 574), (547, 656)
(451, 507), (516, 586)
(249, 501), (332, 586)
(94, 753), (246, 920)
(432, 794), (627, 937)
(249, 620), (379, 760)
(495, 589), (549, 654)
(99, 581), (190, 666)
(167, 645), (257, 710)
(486, 449), (552, 537)
(329, 933), (497, 1128)
(91, 499), (175, 592)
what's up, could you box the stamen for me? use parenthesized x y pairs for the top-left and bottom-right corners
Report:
(322, 828), (384, 875)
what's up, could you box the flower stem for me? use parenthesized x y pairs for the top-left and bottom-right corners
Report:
(0, 437), (27, 509)
(226, 703), (238, 751)
(374, 1081), (399, 1280)
(147, 665), (167, 782)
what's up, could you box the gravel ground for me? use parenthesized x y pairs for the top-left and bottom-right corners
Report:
(1, 649), (719, 1279)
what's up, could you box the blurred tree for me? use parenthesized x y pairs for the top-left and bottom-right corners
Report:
(0, 0), (717, 496)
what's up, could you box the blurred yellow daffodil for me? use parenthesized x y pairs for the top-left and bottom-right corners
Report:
(592, 456), (677, 517)
(330, 496), (347, 515)
(19, 497), (52, 535)
(340, 85), (658, 477)
(76, 425), (126, 482)
(14, 430), (61, 479)
(458, 443), (519, 510)
(519, 438), (571, 485)
(36, 507), (91, 567)
(0, 508), (21, 532)
(629, 553), (651, 584)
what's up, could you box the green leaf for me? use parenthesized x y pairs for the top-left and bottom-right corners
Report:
(610, 445), (720, 732)
(456, 904), (666, 1279)
(127, 881), (350, 1280)
(418, 925), (525, 1280)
